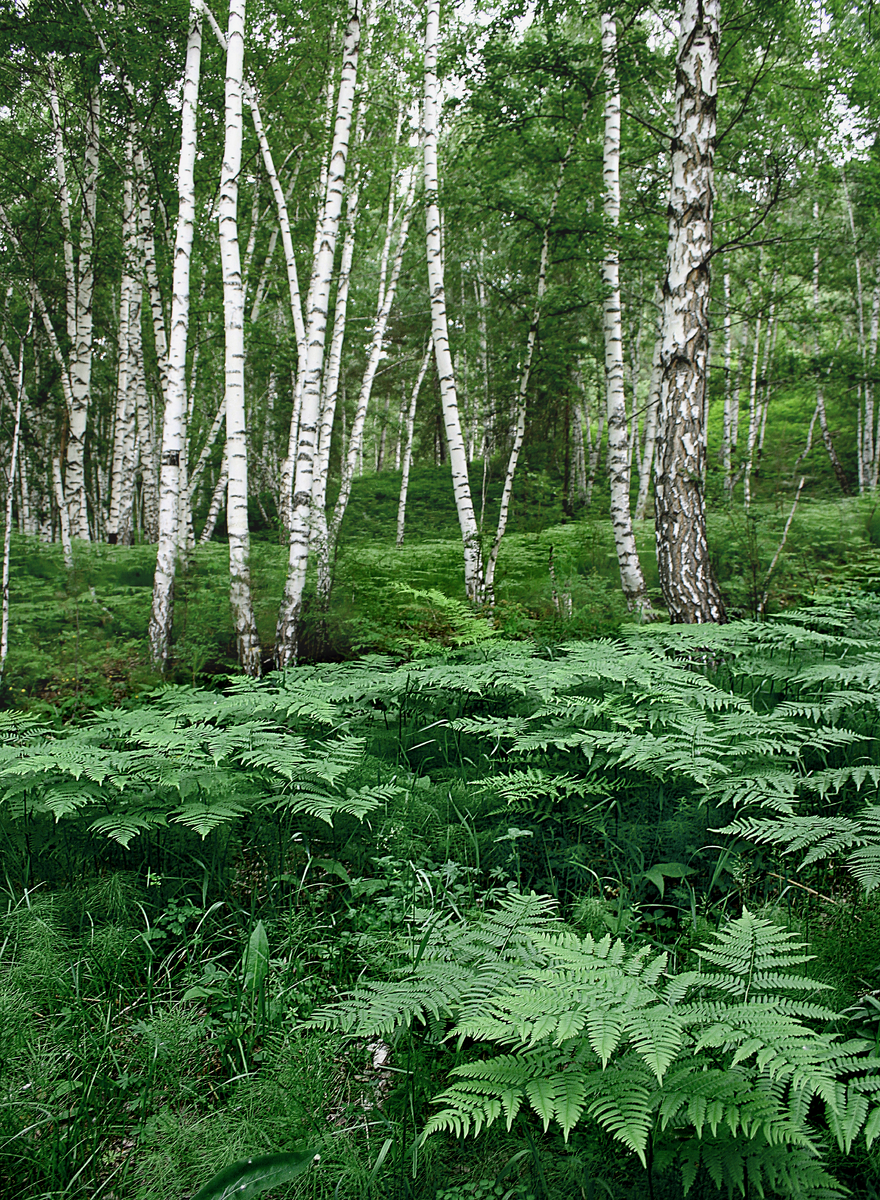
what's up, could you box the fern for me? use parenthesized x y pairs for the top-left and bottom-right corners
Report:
(315, 895), (880, 1192)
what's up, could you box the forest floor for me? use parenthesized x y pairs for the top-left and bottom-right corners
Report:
(3, 465), (879, 713)
(2, 482), (880, 1200)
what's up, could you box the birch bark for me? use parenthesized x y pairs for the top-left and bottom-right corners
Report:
(397, 340), (432, 547)
(219, 0), (261, 675)
(200, 455), (227, 544)
(47, 70), (99, 540)
(67, 85), (100, 541)
(53, 458), (73, 569)
(0, 312), (30, 681)
(148, 2), (202, 671)
(600, 14), (652, 616)
(633, 333), (661, 521)
(108, 151), (137, 544)
(275, 0), (361, 666)
(653, 0), (726, 624)
(811, 237), (849, 494)
(326, 173), (417, 585)
(424, 0), (482, 601)
(721, 270), (734, 495)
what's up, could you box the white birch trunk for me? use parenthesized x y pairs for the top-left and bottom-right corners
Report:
(278, 73), (337, 534)
(219, 0), (261, 675)
(811, 233), (850, 495)
(1, 308), (32, 679)
(721, 270), (734, 495)
(53, 457), (73, 569)
(108, 151), (137, 544)
(741, 311), (761, 507)
(634, 333), (661, 521)
(474, 268), (490, 460)
(188, 397), (227, 503)
(653, 0), (726, 623)
(843, 170), (868, 490)
(200, 454), (227, 543)
(66, 85), (100, 541)
(600, 14), (652, 616)
(325, 175), (417, 590)
(424, 0), (482, 601)
(275, 0), (361, 666)
(397, 340), (432, 547)
(134, 146), (170, 410)
(867, 251), (880, 486)
(148, 3), (202, 671)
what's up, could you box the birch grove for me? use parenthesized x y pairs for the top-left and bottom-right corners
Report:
(1, 0), (878, 668)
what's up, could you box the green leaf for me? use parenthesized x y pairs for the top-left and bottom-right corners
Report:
(242, 920), (270, 992)
(643, 862), (692, 899)
(190, 1148), (319, 1200)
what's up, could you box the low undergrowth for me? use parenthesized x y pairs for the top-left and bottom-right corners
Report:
(2, 592), (880, 1197)
(3, 492), (879, 711)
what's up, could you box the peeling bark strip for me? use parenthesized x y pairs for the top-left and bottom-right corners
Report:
(148, 1), (202, 671)
(275, 0), (361, 668)
(653, 0), (726, 625)
(600, 14), (652, 618)
(424, 0), (483, 603)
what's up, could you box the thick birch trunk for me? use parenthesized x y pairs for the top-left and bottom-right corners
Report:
(424, 0), (482, 601)
(148, 3), (202, 671)
(219, 0), (261, 675)
(600, 14), (652, 616)
(275, 0), (361, 666)
(653, 0), (726, 624)
(397, 341), (432, 548)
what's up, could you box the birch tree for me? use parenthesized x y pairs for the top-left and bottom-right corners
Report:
(653, 0), (726, 624)
(148, 1), (203, 671)
(397, 340), (432, 547)
(219, 0), (261, 675)
(599, 14), (652, 617)
(424, 0), (483, 603)
(275, 0), (361, 667)
(46, 68), (100, 541)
